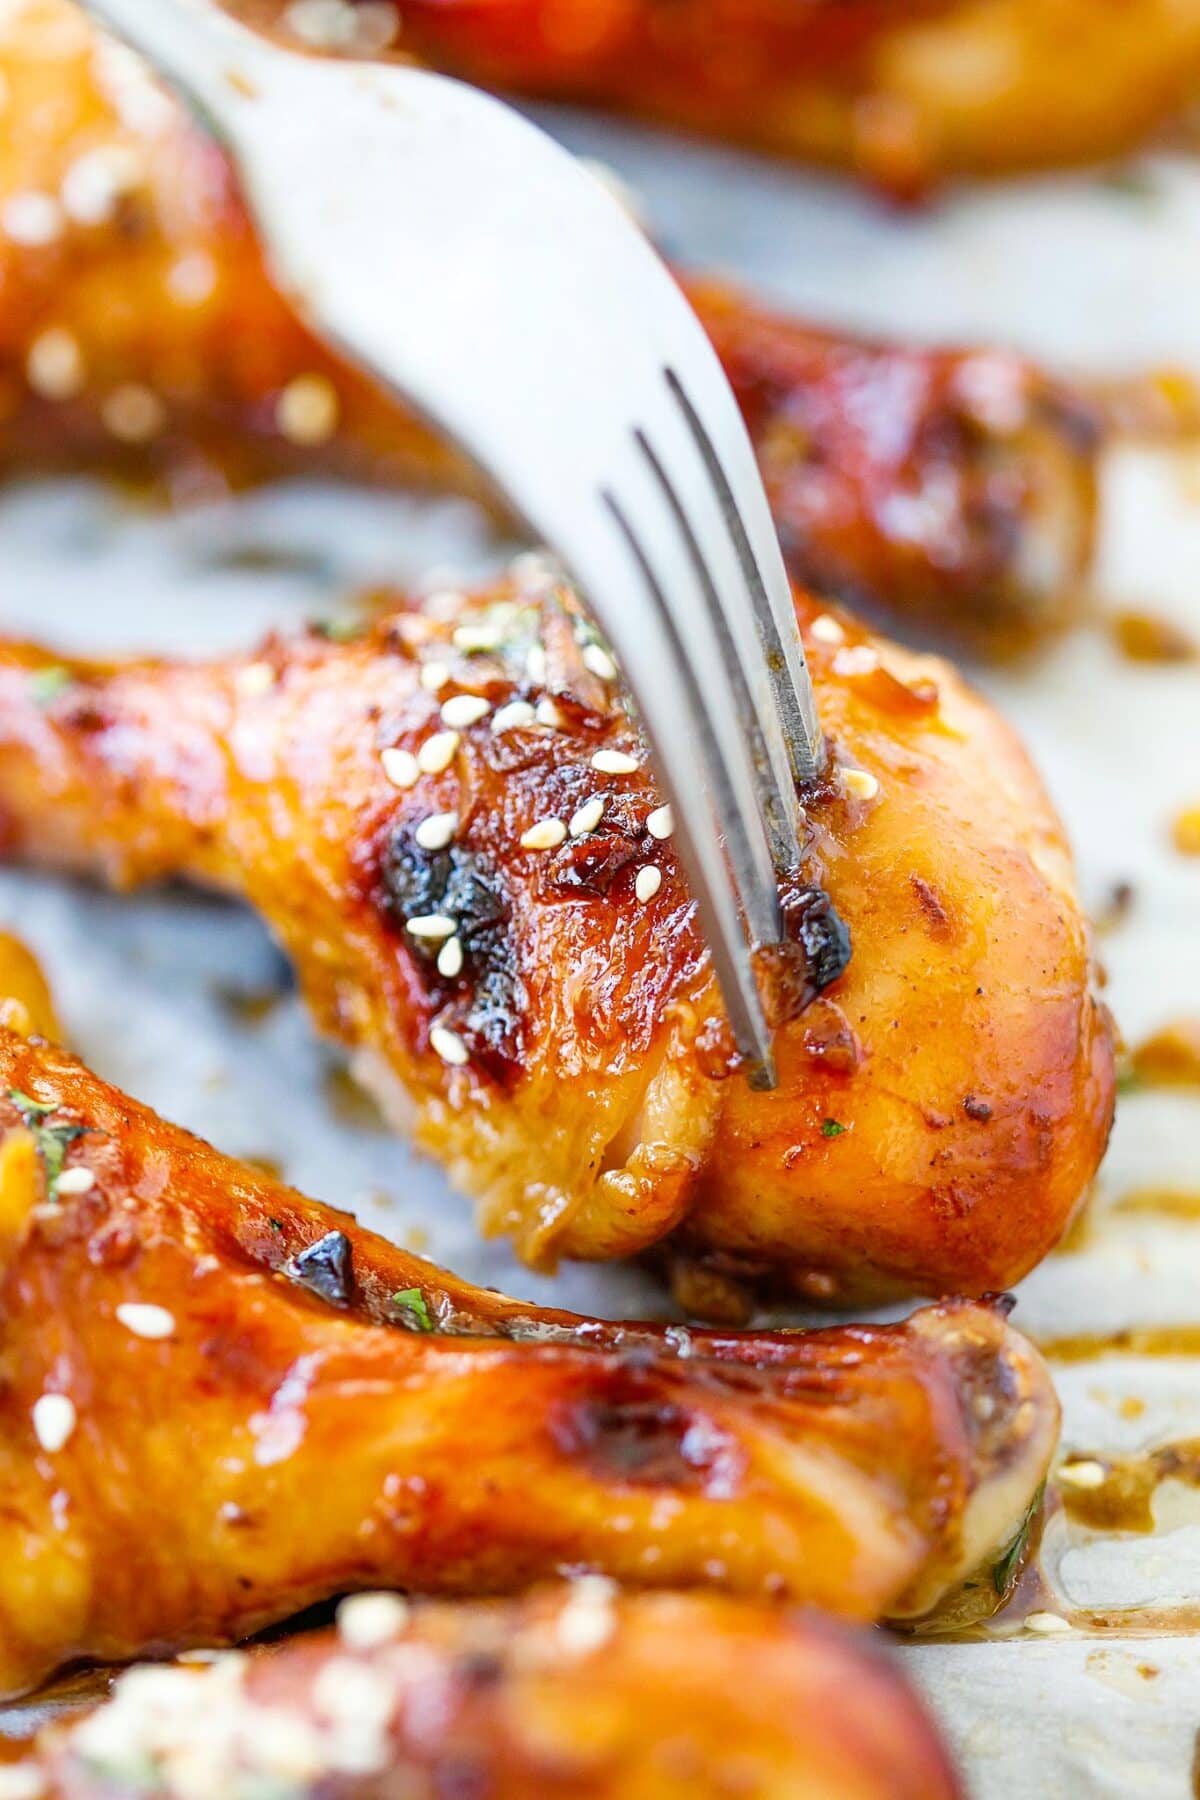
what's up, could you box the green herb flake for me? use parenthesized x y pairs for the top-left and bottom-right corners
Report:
(7, 1088), (87, 1196)
(311, 615), (364, 645)
(992, 1480), (1045, 1596)
(267, 1218), (284, 1233)
(821, 1118), (847, 1138)
(392, 1286), (434, 1332)
(30, 666), (73, 708)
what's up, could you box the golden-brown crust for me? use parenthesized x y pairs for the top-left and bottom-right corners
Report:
(0, 1027), (1057, 1698)
(0, 576), (1115, 1301)
(11, 1590), (962, 1798)
(0, 2), (1101, 641)
(233, 0), (1200, 193)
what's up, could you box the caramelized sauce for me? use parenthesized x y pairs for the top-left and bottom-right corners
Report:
(1172, 807), (1200, 857)
(1128, 1019), (1200, 1089)
(1039, 1326), (1200, 1363)
(1057, 1439), (1200, 1533)
(1111, 610), (1197, 664)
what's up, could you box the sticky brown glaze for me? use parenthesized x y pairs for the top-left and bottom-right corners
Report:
(231, 0), (1200, 193)
(0, 579), (1115, 1302)
(0, 1), (1101, 641)
(0, 1030), (1058, 1696)
(4, 1591), (962, 1799)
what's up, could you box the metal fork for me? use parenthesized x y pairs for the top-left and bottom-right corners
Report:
(83, 0), (825, 1086)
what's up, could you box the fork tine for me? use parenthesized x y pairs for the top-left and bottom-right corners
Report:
(602, 490), (776, 1087)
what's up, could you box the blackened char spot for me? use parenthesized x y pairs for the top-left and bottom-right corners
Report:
(754, 884), (852, 1029)
(549, 833), (639, 896)
(288, 1230), (353, 1308)
(553, 1366), (742, 1497)
(378, 825), (524, 1083)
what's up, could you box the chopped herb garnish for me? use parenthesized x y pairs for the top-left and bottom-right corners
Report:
(821, 1118), (847, 1138)
(392, 1286), (434, 1332)
(311, 615), (364, 644)
(30, 666), (72, 707)
(992, 1480), (1045, 1596)
(7, 1089), (87, 1196)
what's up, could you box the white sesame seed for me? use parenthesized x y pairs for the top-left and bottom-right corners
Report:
(582, 643), (618, 682)
(381, 747), (419, 790)
(0, 1764), (47, 1799)
(406, 914), (457, 942)
(422, 588), (467, 620)
(436, 935), (464, 979)
(1024, 1612), (1073, 1635)
(646, 804), (674, 840)
(810, 613), (846, 646)
(166, 249), (218, 307)
(440, 693), (491, 730)
(635, 866), (662, 903)
(419, 661), (451, 693)
(841, 767), (880, 802)
(61, 144), (144, 225)
(417, 730), (460, 774)
(556, 1575), (617, 1658)
(26, 327), (84, 400)
(521, 818), (567, 851)
(32, 1392), (76, 1453)
(414, 811), (458, 852)
(430, 1025), (469, 1067)
(101, 382), (166, 444)
(591, 749), (639, 776)
(535, 698), (563, 729)
(276, 373), (339, 446)
(525, 644), (547, 685)
(569, 796), (605, 838)
(452, 621), (503, 654)
(235, 661), (275, 699)
(337, 1590), (410, 1651)
(509, 549), (558, 593)
(284, 0), (358, 48)
(491, 699), (536, 734)
(1057, 1459), (1107, 1490)
(833, 645), (881, 678)
(54, 1165), (95, 1196)
(3, 190), (63, 246)
(116, 1302), (175, 1340)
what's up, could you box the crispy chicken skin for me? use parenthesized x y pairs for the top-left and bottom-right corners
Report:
(0, 1), (1100, 640)
(0, 579), (1115, 1302)
(4, 1591), (961, 1799)
(0, 1026), (1058, 1697)
(234, 0), (1200, 193)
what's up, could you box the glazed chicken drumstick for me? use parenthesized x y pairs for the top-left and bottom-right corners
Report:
(0, 576), (1115, 1305)
(0, 0), (1102, 642)
(0, 1025), (1057, 1698)
(3, 1589), (961, 1799)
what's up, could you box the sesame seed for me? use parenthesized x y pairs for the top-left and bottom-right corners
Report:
(430, 1025), (469, 1067)
(26, 327), (84, 400)
(810, 613), (845, 645)
(509, 549), (558, 593)
(841, 767), (880, 802)
(521, 818), (567, 851)
(417, 730), (460, 774)
(1057, 1459), (1107, 1490)
(569, 796), (605, 838)
(419, 661), (450, 693)
(166, 249), (218, 307)
(436, 935), (464, 979)
(535, 698), (563, 729)
(833, 645), (880, 678)
(61, 144), (144, 225)
(582, 643), (618, 682)
(414, 811), (458, 851)
(381, 747), (419, 790)
(54, 1165), (95, 1196)
(556, 1575), (617, 1658)
(0, 1764), (47, 1799)
(235, 661), (276, 699)
(284, 0), (358, 47)
(591, 749), (639, 776)
(525, 644), (547, 685)
(276, 373), (340, 446)
(452, 621), (503, 654)
(635, 866), (662, 903)
(492, 699), (536, 734)
(336, 1591), (410, 1652)
(32, 1392), (76, 1453)
(101, 382), (165, 444)
(646, 804), (674, 840)
(1024, 1612), (1072, 1635)
(3, 190), (63, 246)
(440, 693), (491, 730)
(116, 1302), (175, 1340)
(406, 914), (457, 942)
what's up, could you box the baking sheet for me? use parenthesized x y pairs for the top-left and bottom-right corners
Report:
(4, 110), (1200, 1796)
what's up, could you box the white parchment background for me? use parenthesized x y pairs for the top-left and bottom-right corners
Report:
(4, 118), (1200, 1795)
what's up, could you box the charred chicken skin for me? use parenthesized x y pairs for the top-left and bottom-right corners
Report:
(2, 1589), (961, 1798)
(0, 1026), (1057, 1698)
(0, 579), (1115, 1303)
(233, 0), (1200, 194)
(0, 0), (1100, 641)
